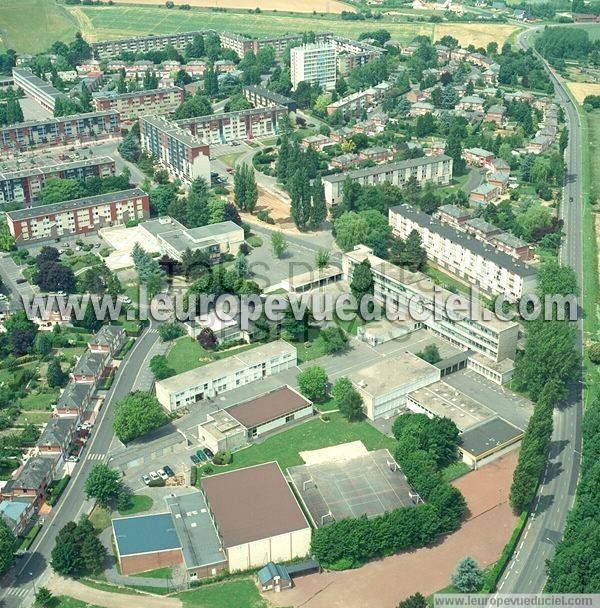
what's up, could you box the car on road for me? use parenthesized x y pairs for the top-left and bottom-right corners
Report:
(190, 454), (201, 465)
(149, 471), (160, 481)
(65, 455), (79, 463)
(157, 469), (169, 481)
(163, 465), (175, 477)
(142, 474), (151, 485)
(195, 449), (207, 462)
(203, 448), (215, 460)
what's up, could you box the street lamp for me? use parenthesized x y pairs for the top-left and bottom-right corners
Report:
(28, 571), (37, 597)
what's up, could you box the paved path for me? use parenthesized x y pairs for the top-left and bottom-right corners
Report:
(46, 576), (182, 608)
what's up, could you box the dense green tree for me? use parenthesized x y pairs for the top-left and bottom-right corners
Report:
(452, 557), (483, 592)
(0, 517), (16, 576)
(51, 518), (105, 577)
(397, 593), (427, 608)
(271, 231), (288, 259)
(297, 365), (328, 402)
(289, 167), (312, 230)
(338, 384), (364, 421)
(398, 230), (426, 272)
(310, 181), (328, 228)
(350, 259), (373, 299)
(47, 359), (68, 388)
(149, 354), (176, 380)
(319, 326), (348, 355)
(39, 178), (85, 205)
(113, 392), (168, 443)
(84, 464), (123, 507)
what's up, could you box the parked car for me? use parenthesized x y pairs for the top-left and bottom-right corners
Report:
(203, 448), (215, 460)
(190, 454), (201, 465)
(195, 449), (207, 462)
(163, 465), (175, 477)
(65, 455), (79, 463)
(149, 471), (160, 481)
(157, 469), (169, 481)
(142, 474), (151, 485)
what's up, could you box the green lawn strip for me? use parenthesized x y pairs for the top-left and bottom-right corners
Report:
(218, 152), (245, 167)
(15, 411), (53, 425)
(177, 578), (269, 608)
(200, 412), (396, 475)
(118, 494), (153, 516)
(18, 389), (59, 411)
(137, 567), (172, 580)
(425, 264), (471, 295)
(441, 461), (471, 482)
(18, 523), (42, 552)
(246, 235), (263, 248)
(79, 579), (142, 596)
(315, 396), (338, 412)
(89, 504), (111, 531)
(55, 597), (104, 608)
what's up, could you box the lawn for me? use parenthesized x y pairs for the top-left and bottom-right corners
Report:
(18, 389), (59, 411)
(199, 412), (396, 475)
(16, 411), (53, 425)
(55, 598), (103, 608)
(138, 566), (172, 579)
(441, 460), (471, 482)
(218, 151), (245, 167)
(89, 504), (111, 531)
(178, 578), (269, 608)
(0, 0), (78, 53)
(118, 494), (153, 516)
(424, 264), (471, 295)
(69, 4), (518, 48)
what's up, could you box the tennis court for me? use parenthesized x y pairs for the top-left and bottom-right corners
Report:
(288, 447), (416, 527)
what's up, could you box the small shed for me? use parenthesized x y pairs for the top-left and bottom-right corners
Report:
(257, 562), (292, 592)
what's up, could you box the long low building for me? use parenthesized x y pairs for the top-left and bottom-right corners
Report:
(0, 111), (121, 154)
(388, 204), (537, 301)
(91, 31), (213, 59)
(0, 156), (116, 207)
(139, 115), (210, 186)
(322, 155), (453, 206)
(177, 105), (287, 144)
(12, 68), (65, 112)
(7, 188), (150, 243)
(93, 87), (184, 122)
(155, 341), (297, 412)
(243, 85), (297, 112)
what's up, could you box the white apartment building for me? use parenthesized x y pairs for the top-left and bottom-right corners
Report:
(155, 341), (297, 412)
(322, 155), (453, 206)
(291, 43), (336, 92)
(388, 204), (537, 301)
(342, 245), (520, 383)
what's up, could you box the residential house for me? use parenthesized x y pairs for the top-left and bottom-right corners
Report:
(464, 217), (502, 240)
(88, 325), (126, 357)
(330, 153), (360, 170)
(488, 171), (510, 193)
(410, 101), (434, 117)
(470, 182), (499, 205)
(37, 417), (77, 456)
(490, 232), (534, 262)
(457, 95), (484, 112)
(437, 204), (470, 228)
(0, 498), (36, 536)
(527, 134), (552, 154)
(359, 146), (392, 164)
(488, 157), (510, 174)
(300, 134), (335, 151)
(71, 350), (107, 384)
(462, 147), (495, 167)
(54, 382), (93, 417)
(1, 455), (58, 508)
(485, 104), (506, 124)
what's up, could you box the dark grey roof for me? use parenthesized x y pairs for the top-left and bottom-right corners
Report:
(141, 115), (205, 148)
(438, 204), (470, 219)
(73, 350), (107, 377)
(37, 417), (76, 447)
(465, 217), (501, 235)
(57, 382), (92, 411)
(390, 204), (536, 278)
(12, 68), (65, 102)
(94, 86), (183, 102)
(89, 324), (124, 348)
(0, 156), (115, 182)
(460, 416), (523, 457)
(0, 110), (118, 134)
(258, 562), (291, 584)
(4, 455), (57, 491)
(322, 155), (452, 185)
(243, 84), (294, 105)
(7, 189), (146, 221)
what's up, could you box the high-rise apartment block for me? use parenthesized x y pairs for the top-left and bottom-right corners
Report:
(290, 43), (336, 92)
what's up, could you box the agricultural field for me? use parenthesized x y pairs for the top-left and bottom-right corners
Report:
(567, 81), (600, 104)
(114, 0), (355, 13)
(69, 4), (518, 48)
(0, 0), (78, 53)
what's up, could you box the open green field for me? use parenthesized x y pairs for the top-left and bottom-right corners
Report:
(0, 0), (78, 53)
(178, 577), (269, 608)
(69, 4), (518, 48)
(199, 412), (396, 474)
(118, 494), (153, 516)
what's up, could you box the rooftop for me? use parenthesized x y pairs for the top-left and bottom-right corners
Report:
(37, 417), (75, 447)
(0, 110), (119, 134)
(94, 86), (183, 101)
(56, 382), (92, 411)
(459, 416), (523, 457)
(113, 513), (181, 557)
(226, 386), (312, 430)
(73, 350), (107, 377)
(0, 156), (115, 182)
(141, 115), (206, 149)
(7, 188), (146, 221)
(89, 324), (124, 348)
(4, 455), (56, 492)
(201, 462), (309, 548)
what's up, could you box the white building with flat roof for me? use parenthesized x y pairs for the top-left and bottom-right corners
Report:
(291, 43), (336, 92)
(155, 341), (297, 412)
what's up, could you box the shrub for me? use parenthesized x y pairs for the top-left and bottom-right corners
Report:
(212, 451), (232, 465)
(588, 342), (600, 364)
(148, 477), (166, 487)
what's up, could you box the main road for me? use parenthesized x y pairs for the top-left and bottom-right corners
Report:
(0, 319), (161, 608)
(498, 27), (584, 593)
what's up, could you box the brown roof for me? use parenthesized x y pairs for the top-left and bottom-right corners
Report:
(201, 462), (309, 548)
(226, 386), (311, 430)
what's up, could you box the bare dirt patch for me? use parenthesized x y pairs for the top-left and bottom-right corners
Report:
(270, 451), (519, 608)
(112, 0), (355, 13)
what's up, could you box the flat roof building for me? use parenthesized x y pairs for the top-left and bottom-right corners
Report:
(155, 341), (297, 412)
(91, 31), (212, 58)
(12, 68), (65, 112)
(93, 87), (184, 122)
(458, 416), (523, 466)
(291, 43), (336, 92)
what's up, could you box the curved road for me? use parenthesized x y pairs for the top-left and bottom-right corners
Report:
(498, 27), (584, 593)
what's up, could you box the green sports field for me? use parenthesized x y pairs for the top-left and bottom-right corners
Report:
(0, 0), (78, 53)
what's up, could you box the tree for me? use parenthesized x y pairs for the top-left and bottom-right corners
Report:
(39, 177), (85, 205)
(320, 326), (348, 354)
(233, 251), (249, 279)
(84, 464), (123, 507)
(452, 557), (483, 592)
(118, 130), (141, 162)
(298, 365), (328, 402)
(158, 322), (185, 342)
(51, 518), (106, 577)
(0, 219), (15, 251)
(113, 392), (168, 443)
(588, 342), (600, 364)
(339, 384), (364, 421)
(198, 327), (217, 349)
(397, 593), (427, 608)
(399, 230), (426, 272)
(416, 344), (440, 364)
(4, 310), (38, 356)
(35, 587), (54, 608)
(34, 332), (53, 357)
(334, 210), (391, 257)
(149, 354), (176, 380)
(350, 259), (373, 299)
(204, 66), (219, 96)
(0, 517), (16, 576)
(289, 167), (312, 230)
(310, 180), (328, 228)
(271, 231), (288, 259)
(244, 167), (258, 214)
(184, 177), (211, 227)
(315, 249), (330, 269)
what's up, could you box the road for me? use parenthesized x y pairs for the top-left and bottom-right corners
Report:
(0, 321), (162, 608)
(497, 27), (583, 594)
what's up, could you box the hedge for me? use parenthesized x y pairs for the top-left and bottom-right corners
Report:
(47, 475), (71, 506)
(18, 524), (42, 552)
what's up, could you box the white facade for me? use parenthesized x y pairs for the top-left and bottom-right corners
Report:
(291, 43), (336, 91)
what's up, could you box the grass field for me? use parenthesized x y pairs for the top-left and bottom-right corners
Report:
(114, 0), (354, 13)
(0, 0), (78, 53)
(178, 577), (269, 608)
(118, 494), (153, 516)
(566, 81), (600, 104)
(199, 412), (396, 474)
(55, 598), (103, 608)
(69, 4), (518, 48)
(137, 566), (172, 579)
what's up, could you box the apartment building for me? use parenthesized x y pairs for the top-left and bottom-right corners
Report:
(140, 115), (210, 186)
(93, 87), (184, 122)
(12, 68), (66, 112)
(0, 156), (116, 207)
(326, 87), (379, 117)
(91, 31), (212, 59)
(331, 35), (384, 75)
(6, 188), (150, 243)
(219, 31), (330, 60)
(343, 245), (520, 381)
(322, 155), (453, 206)
(177, 106), (287, 144)
(155, 341), (297, 412)
(388, 204), (537, 301)
(242, 85), (297, 112)
(291, 43), (336, 92)
(0, 111), (121, 154)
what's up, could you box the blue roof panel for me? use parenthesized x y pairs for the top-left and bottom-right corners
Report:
(112, 513), (181, 557)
